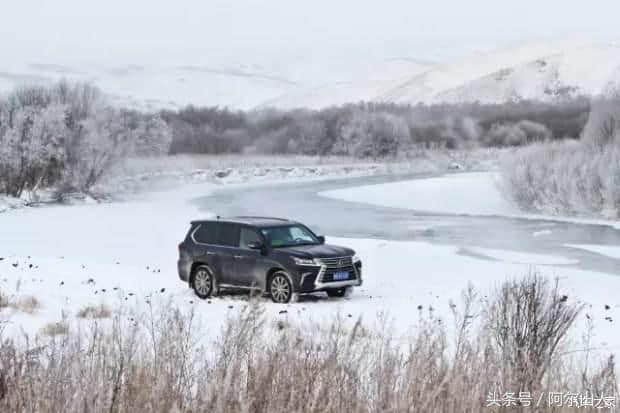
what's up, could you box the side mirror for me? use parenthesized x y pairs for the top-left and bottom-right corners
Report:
(248, 241), (266, 253)
(317, 235), (325, 244)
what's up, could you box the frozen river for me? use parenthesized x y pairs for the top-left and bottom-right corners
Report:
(196, 173), (620, 275)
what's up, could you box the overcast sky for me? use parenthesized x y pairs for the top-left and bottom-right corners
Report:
(3, 0), (619, 63)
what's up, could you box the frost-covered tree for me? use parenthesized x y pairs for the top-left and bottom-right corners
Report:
(62, 107), (135, 192)
(337, 111), (408, 158)
(285, 117), (326, 155)
(500, 97), (620, 217)
(132, 116), (173, 157)
(0, 104), (68, 197)
(483, 121), (551, 147)
(582, 96), (620, 147)
(0, 81), (170, 197)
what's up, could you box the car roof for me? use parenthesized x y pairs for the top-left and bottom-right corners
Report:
(191, 216), (298, 227)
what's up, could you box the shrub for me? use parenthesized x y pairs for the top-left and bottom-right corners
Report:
(40, 320), (69, 336)
(8, 295), (41, 314)
(0, 291), (8, 309)
(485, 274), (583, 392)
(500, 97), (620, 217)
(76, 303), (111, 319)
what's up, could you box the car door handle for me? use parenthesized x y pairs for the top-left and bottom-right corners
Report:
(233, 255), (243, 259)
(206, 251), (216, 256)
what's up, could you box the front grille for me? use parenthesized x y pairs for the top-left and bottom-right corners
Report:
(317, 256), (353, 268)
(320, 265), (355, 283)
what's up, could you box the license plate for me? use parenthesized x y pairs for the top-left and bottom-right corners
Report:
(333, 271), (349, 280)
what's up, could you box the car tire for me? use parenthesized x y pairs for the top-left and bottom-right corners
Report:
(326, 286), (353, 298)
(191, 265), (214, 299)
(269, 271), (294, 303)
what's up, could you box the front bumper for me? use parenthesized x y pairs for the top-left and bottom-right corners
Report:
(296, 260), (362, 293)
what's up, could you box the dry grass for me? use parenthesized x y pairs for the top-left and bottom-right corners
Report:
(40, 320), (69, 337)
(2, 294), (42, 314)
(117, 149), (501, 179)
(76, 303), (112, 319)
(0, 275), (617, 412)
(0, 291), (8, 309)
(122, 154), (379, 176)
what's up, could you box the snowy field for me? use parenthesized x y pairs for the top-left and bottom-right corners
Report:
(1, 172), (620, 355)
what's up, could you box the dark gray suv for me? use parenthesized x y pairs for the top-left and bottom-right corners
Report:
(177, 217), (362, 303)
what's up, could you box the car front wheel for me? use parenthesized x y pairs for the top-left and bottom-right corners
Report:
(269, 271), (294, 303)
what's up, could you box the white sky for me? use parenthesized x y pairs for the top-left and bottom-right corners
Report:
(2, 0), (619, 63)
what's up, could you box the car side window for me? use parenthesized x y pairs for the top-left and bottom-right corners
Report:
(217, 223), (240, 247)
(193, 222), (218, 244)
(239, 227), (261, 249)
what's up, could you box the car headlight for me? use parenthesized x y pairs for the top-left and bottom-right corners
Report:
(352, 254), (361, 263)
(293, 257), (318, 266)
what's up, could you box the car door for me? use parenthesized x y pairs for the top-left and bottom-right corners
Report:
(235, 226), (265, 288)
(213, 222), (241, 286)
(191, 222), (224, 280)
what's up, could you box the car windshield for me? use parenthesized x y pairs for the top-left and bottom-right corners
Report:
(261, 225), (319, 248)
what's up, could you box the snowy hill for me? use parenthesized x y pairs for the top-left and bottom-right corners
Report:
(384, 43), (620, 105)
(266, 41), (620, 109)
(2, 41), (619, 110)
(258, 58), (432, 110)
(0, 61), (300, 111)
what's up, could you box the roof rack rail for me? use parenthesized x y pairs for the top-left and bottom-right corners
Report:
(233, 216), (291, 222)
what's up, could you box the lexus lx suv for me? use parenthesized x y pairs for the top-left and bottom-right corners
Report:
(177, 216), (362, 303)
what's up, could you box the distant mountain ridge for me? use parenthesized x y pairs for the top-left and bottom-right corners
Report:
(1, 41), (619, 110)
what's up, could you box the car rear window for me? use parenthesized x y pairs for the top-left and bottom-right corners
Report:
(194, 222), (240, 246)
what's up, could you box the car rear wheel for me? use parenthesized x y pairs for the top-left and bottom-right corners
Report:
(269, 271), (293, 303)
(192, 265), (214, 299)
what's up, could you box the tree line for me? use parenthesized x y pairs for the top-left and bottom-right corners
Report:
(162, 98), (590, 158)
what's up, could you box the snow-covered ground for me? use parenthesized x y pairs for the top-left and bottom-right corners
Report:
(567, 244), (620, 260)
(462, 247), (579, 266)
(1, 172), (620, 354)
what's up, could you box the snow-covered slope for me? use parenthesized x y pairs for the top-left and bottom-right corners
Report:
(379, 42), (620, 105)
(263, 41), (620, 109)
(0, 61), (300, 111)
(430, 44), (620, 104)
(259, 58), (432, 110)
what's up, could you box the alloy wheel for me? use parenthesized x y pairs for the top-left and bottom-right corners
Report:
(270, 273), (291, 303)
(193, 267), (212, 298)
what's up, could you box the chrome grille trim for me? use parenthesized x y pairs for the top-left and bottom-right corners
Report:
(316, 256), (353, 268)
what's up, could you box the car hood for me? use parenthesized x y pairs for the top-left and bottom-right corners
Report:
(277, 243), (355, 259)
